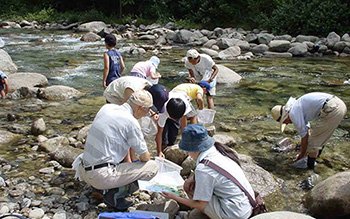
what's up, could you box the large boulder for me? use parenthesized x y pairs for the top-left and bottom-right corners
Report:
(257, 33), (274, 45)
(213, 134), (237, 147)
(181, 155), (196, 176)
(76, 124), (92, 143)
(263, 51), (292, 58)
(76, 21), (107, 33)
(342, 33), (350, 42)
(246, 33), (258, 43)
(239, 154), (280, 196)
(326, 32), (341, 49)
(0, 49), (17, 75)
(39, 136), (83, 167)
(288, 43), (308, 56)
(218, 46), (241, 59)
(252, 44), (269, 54)
(8, 73), (49, 91)
(7, 87), (39, 100)
(80, 32), (101, 42)
(333, 41), (350, 53)
(138, 35), (156, 40)
(216, 38), (238, 49)
(38, 85), (82, 101)
(203, 39), (217, 48)
(305, 171), (350, 218)
(163, 145), (188, 165)
(199, 48), (218, 57)
(235, 40), (250, 51)
(274, 35), (292, 41)
(216, 64), (242, 85)
(251, 211), (315, 219)
(0, 130), (20, 145)
(31, 118), (46, 136)
(268, 40), (291, 52)
(165, 30), (177, 42)
(174, 30), (195, 44)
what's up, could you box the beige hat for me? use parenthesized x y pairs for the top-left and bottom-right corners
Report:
(271, 105), (288, 133)
(186, 49), (200, 58)
(129, 90), (153, 108)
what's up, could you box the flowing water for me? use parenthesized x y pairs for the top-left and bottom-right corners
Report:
(1, 29), (350, 213)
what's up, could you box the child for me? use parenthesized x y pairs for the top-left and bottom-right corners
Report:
(103, 34), (125, 89)
(130, 56), (161, 83)
(0, 70), (9, 99)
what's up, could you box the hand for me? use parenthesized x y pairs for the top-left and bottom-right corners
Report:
(103, 81), (107, 89)
(189, 77), (196, 83)
(157, 74), (162, 79)
(158, 151), (165, 158)
(162, 191), (177, 200)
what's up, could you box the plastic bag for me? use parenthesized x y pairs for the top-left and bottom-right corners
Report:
(140, 116), (158, 136)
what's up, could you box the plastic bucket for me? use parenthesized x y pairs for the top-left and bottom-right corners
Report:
(197, 109), (216, 124)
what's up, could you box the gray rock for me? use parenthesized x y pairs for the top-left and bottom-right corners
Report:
(31, 118), (46, 136)
(200, 29), (212, 36)
(97, 28), (113, 38)
(8, 72), (49, 92)
(137, 200), (179, 219)
(252, 44), (269, 54)
(131, 48), (147, 55)
(288, 44), (308, 56)
(257, 33), (274, 45)
(239, 154), (280, 196)
(77, 21), (107, 33)
(213, 134), (237, 147)
(174, 29), (195, 44)
(342, 33), (350, 42)
(295, 35), (311, 42)
(75, 202), (89, 211)
(77, 124), (92, 143)
(37, 135), (48, 143)
(53, 210), (67, 219)
(344, 47), (350, 54)
(156, 36), (167, 45)
(268, 40), (291, 52)
(199, 48), (218, 57)
(138, 35), (156, 40)
(181, 156), (196, 176)
(80, 32), (101, 42)
(29, 208), (45, 219)
(326, 32), (341, 49)
(0, 205), (9, 214)
(188, 208), (209, 219)
(213, 27), (224, 37)
(206, 125), (216, 137)
(39, 85), (82, 101)
(333, 41), (350, 52)
(19, 20), (31, 27)
(203, 39), (217, 48)
(164, 145), (188, 165)
(0, 177), (5, 188)
(216, 38), (239, 49)
(218, 46), (241, 59)
(39, 136), (84, 167)
(0, 129), (19, 145)
(21, 198), (31, 209)
(165, 30), (177, 42)
(235, 40), (250, 51)
(165, 22), (176, 30)
(274, 35), (292, 41)
(47, 187), (65, 195)
(305, 171), (350, 218)
(246, 33), (258, 43)
(317, 45), (328, 53)
(31, 200), (42, 207)
(263, 51), (293, 58)
(216, 64), (242, 85)
(251, 211), (315, 219)
(0, 49), (18, 75)
(8, 87), (40, 100)
(39, 167), (55, 174)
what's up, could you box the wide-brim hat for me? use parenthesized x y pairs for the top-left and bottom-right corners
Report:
(271, 105), (288, 133)
(179, 124), (215, 152)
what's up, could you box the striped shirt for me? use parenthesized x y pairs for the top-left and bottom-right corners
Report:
(83, 103), (148, 166)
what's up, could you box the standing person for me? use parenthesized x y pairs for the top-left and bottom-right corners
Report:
(130, 56), (161, 83)
(103, 34), (125, 89)
(0, 70), (9, 99)
(185, 49), (218, 109)
(75, 90), (158, 210)
(271, 92), (347, 169)
(162, 124), (255, 219)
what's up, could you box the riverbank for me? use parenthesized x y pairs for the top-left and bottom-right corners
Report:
(0, 23), (350, 218)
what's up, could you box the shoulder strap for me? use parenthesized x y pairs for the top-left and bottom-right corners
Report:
(200, 159), (257, 207)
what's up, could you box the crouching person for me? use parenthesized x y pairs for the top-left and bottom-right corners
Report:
(163, 124), (254, 219)
(75, 90), (158, 210)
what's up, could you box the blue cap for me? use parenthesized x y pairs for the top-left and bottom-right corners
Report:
(198, 80), (211, 94)
(179, 124), (215, 152)
(147, 84), (169, 113)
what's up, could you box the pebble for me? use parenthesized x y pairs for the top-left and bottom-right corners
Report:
(39, 167), (55, 174)
(29, 208), (45, 218)
(3, 164), (12, 172)
(53, 210), (67, 219)
(31, 200), (42, 207)
(29, 176), (36, 181)
(21, 198), (31, 208)
(139, 192), (151, 201)
(0, 176), (6, 187)
(75, 202), (89, 211)
(0, 205), (10, 214)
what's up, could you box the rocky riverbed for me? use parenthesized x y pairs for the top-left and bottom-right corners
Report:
(0, 21), (350, 218)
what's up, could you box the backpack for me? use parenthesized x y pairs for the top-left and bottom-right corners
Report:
(200, 159), (267, 218)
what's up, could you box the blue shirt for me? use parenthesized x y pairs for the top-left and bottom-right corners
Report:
(289, 92), (333, 138)
(105, 49), (122, 86)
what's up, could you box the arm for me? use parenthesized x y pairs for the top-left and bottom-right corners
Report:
(196, 93), (204, 110)
(120, 56), (125, 73)
(180, 116), (187, 134)
(188, 69), (196, 83)
(296, 132), (309, 160)
(4, 78), (9, 96)
(155, 124), (165, 158)
(139, 151), (151, 162)
(162, 192), (208, 212)
(122, 88), (134, 104)
(208, 65), (218, 82)
(149, 70), (161, 79)
(103, 53), (109, 89)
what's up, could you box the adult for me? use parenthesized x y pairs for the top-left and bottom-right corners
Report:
(0, 71), (9, 99)
(185, 49), (218, 109)
(130, 56), (161, 83)
(271, 92), (347, 169)
(77, 90), (158, 210)
(163, 124), (255, 219)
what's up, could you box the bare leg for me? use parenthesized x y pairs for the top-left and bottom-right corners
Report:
(0, 90), (5, 99)
(190, 115), (197, 124)
(308, 151), (318, 158)
(124, 149), (132, 163)
(207, 95), (214, 110)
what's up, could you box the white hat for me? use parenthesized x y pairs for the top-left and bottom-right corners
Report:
(271, 105), (288, 133)
(129, 90), (153, 108)
(149, 56), (160, 69)
(186, 49), (200, 58)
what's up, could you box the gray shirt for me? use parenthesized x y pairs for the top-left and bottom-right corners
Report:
(289, 92), (333, 138)
(193, 146), (254, 219)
